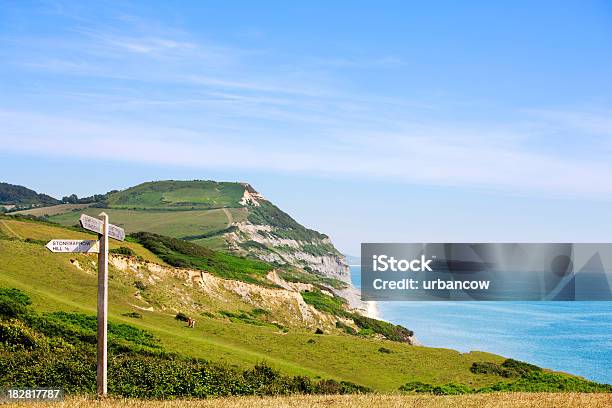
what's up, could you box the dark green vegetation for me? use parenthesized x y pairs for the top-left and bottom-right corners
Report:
(60, 192), (112, 204)
(399, 359), (612, 395)
(0, 288), (370, 398)
(301, 290), (414, 343)
(110, 246), (136, 257)
(278, 269), (347, 290)
(470, 359), (542, 378)
(247, 201), (329, 243)
(132, 232), (273, 285)
(0, 182), (59, 207)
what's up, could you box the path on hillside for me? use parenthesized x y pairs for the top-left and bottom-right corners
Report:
(0, 219), (23, 239)
(222, 208), (233, 227)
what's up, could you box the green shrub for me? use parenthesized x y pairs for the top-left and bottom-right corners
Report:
(471, 359), (542, 378)
(24, 238), (47, 245)
(134, 280), (147, 291)
(0, 319), (48, 351)
(336, 321), (356, 335)
(110, 246), (136, 256)
(41, 311), (160, 349)
(247, 201), (328, 242)
(301, 290), (414, 343)
(175, 312), (190, 322)
(132, 232), (273, 286)
(301, 290), (346, 315)
(479, 370), (612, 393)
(399, 381), (472, 395)
(399, 358), (612, 394)
(0, 288), (31, 318)
(350, 314), (413, 343)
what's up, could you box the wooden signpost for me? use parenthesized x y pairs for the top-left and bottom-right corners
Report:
(46, 213), (125, 398)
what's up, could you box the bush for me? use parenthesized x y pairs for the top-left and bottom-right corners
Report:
(0, 288), (31, 318)
(398, 358), (612, 394)
(336, 321), (356, 335)
(110, 246), (136, 257)
(0, 319), (48, 351)
(471, 359), (542, 378)
(175, 312), (190, 322)
(134, 281), (147, 291)
(132, 232), (273, 285)
(350, 314), (413, 343)
(399, 381), (472, 395)
(301, 290), (414, 343)
(301, 290), (346, 315)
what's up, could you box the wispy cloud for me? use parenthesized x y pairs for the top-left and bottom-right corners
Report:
(1, 7), (611, 199)
(2, 108), (612, 198)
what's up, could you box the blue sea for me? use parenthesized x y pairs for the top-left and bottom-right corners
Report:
(350, 266), (612, 384)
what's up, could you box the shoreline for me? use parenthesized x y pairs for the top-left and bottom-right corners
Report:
(348, 266), (611, 385)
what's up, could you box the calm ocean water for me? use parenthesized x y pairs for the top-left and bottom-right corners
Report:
(350, 266), (612, 384)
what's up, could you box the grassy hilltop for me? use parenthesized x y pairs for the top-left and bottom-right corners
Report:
(25, 180), (339, 264)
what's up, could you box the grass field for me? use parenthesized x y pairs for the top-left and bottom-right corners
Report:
(0, 218), (165, 264)
(11, 203), (92, 216)
(0, 218), (512, 392)
(105, 180), (245, 210)
(3, 393), (611, 408)
(47, 207), (247, 239)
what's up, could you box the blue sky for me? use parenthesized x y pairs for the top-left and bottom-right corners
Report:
(1, 1), (612, 254)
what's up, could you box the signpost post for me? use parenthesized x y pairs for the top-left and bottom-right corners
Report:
(96, 213), (109, 398)
(46, 213), (125, 398)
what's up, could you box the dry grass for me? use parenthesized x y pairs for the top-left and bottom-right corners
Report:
(4, 393), (611, 408)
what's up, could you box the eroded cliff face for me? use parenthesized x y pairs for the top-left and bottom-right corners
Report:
(226, 222), (351, 283)
(106, 255), (354, 332)
(218, 185), (371, 313)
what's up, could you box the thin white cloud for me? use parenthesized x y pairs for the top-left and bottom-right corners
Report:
(526, 109), (612, 135)
(1, 109), (612, 199)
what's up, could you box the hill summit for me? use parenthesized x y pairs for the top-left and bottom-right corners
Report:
(106, 180), (349, 280)
(0, 182), (59, 209)
(10, 179), (357, 307)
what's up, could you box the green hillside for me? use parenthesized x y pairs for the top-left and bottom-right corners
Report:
(0, 216), (503, 390)
(0, 182), (59, 207)
(42, 180), (343, 272)
(1, 215), (609, 397)
(48, 207), (247, 240)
